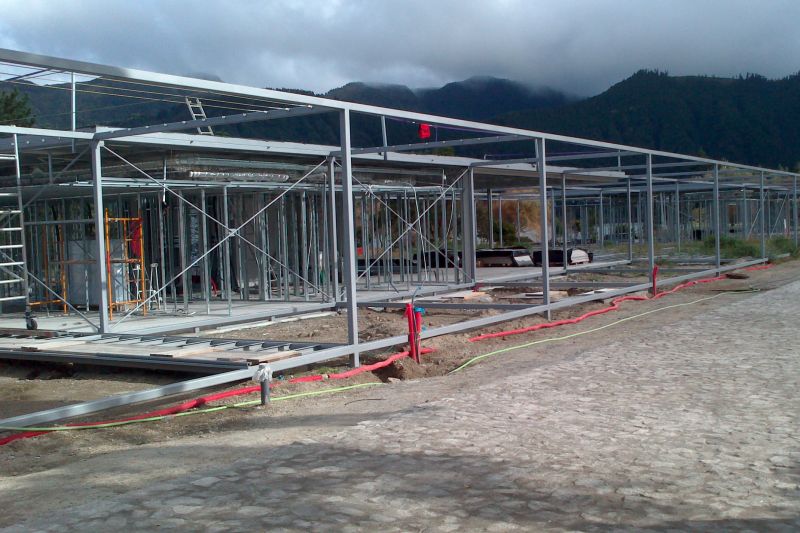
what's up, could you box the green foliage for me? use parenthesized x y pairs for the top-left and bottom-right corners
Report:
(0, 89), (34, 126)
(700, 236), (760, 258)
(495, 70), (800, 168)
(766, 235), (798, 257)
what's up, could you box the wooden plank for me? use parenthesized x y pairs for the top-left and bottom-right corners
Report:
(212, 349), (301, 364)
(18, 337), (102, 351)
(244, 350), (300, 364)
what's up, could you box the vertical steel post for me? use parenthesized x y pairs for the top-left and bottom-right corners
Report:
(713, 164), (721, 274)
(760, 172), (766, 258)
(488, 189), (494, 247)
(300, 192), (309, 300)
(158, 158), (167, 310)
(12, 135), (33, 328)
(178, 191), (188, 313)
(90, 141), (110, 332)
(327, 158), (340, 301)
(561, 173), (568, 272)
(674, 182), (681, 253)
(743, 185), (749, 239)
(537, 139), (551, 319)
(339, 110), (360, 367)
(598, 191), (604, 248)
(70, 72), (76, 152)
(380, 116), (388, 161)
(200, 189), (210, 314)
(793, 176), (798, 248)
(223, 186), (232, 316)
(646, 155), (656, 290)
(498, 196), (503, 247)
(550, 188), (557, 248)
(462, 168), (477, 282)
(626, 178), (633, 262)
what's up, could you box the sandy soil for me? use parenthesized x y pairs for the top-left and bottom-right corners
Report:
(0, 259), (794, 499)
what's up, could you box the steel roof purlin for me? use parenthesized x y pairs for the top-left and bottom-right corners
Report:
(0, 47), (797, 180)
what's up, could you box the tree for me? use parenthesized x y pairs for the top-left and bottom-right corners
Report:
(0, 89), (34, 126)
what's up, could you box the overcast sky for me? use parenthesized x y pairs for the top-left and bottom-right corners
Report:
(0, 0), (798, 96)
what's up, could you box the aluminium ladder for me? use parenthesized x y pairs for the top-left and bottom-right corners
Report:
(0, 137), (35, 329)
(184, 96), (214, 135)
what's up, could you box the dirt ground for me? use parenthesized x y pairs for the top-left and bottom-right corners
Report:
(0, 260), (795, 495)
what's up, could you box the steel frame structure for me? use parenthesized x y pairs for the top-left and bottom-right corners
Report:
(0, 47), (797, 384)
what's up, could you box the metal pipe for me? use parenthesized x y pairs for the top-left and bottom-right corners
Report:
(0, 368), (255, 428)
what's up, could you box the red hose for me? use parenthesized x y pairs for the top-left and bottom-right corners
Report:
(743, 264), (773, 271)
(0, 347), (435, 446)
(3, 263), (773, 446)
(468, 264), (767, 342)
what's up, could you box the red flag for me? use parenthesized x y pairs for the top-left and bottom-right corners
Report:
(418, 123), (431, 139)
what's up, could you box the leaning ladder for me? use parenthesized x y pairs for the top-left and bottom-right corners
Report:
(184, 96), (214, 135)
(0, 135), (35, 328)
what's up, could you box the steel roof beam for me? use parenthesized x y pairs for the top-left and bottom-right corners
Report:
(470, 150), (640, 167)
(336, 134), (528, 156)
(1, 47), (797, 178)
(95, 105), (328, 141)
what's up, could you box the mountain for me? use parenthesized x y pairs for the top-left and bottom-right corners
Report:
(494, 70), (800, 169)
(327, 77), (571, 121)
(4, 70), (800, 169)
(0, 75), (569, 149)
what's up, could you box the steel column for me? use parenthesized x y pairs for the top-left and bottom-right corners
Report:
(537, 139), (550, 319)
(674, 182), (681, 252)
(760, 172), (766, 257)
(222, 186), (233, 316)
(561, 173), (568, 273)
(90, 141), (110, 332)
(598, 191), (604, 248)
(627, 178), (633, 261)
(339, 110), (359, 367)
(713, 164), (721, 273)
(794, 176), (798, 248)
(462, 169), (477, 281)
(326, 158), (340, 301)
(488, 189), (494, 247)
(646, 155), (656, 290)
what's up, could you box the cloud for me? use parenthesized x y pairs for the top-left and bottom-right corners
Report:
(0, 0), (797, 95)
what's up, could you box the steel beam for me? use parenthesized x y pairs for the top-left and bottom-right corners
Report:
(341, 134), (527, 156)
(0, 368), (255, 428)
(94, 106), (326, 141)
(0, 47), (798, 179)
